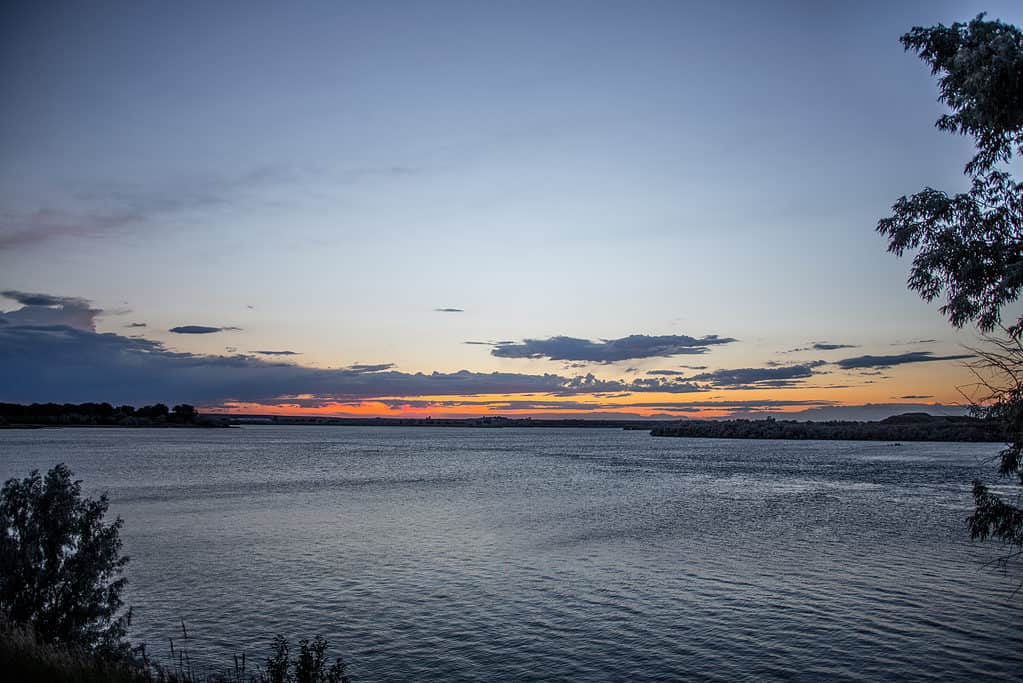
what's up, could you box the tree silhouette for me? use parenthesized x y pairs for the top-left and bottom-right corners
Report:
(0, 464), (130, 653)
(877, 13), (1023, 557)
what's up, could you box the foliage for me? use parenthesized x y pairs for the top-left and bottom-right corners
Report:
(651, 413), (1002, 442)
(172, 404), (198, 422)
(1, 611), (352, 683)
(1, 611), (149, 683)
(878, 169), (1023, 333)
(878, 14), (1023, 556)
(901, 14), (1023, 176)
(877, 14), (1023, 334)
(0, 401), (221, 427)
(263, 635), (348, 683)
(0, 464), (130, 654)
(962, 334), (1023, 552)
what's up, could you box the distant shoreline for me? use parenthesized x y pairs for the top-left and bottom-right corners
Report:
(650, 413), (1003, 443)
(0, 407), (1006, 443)
(0, 423), (233, 430)
(212, 412), (1006, 443)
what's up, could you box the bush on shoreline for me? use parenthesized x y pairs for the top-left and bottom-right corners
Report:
(1, 613), (349, 683)
(1, 464), (349, 682)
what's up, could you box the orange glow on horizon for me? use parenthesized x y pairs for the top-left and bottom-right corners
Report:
(202, 381), (965, 420)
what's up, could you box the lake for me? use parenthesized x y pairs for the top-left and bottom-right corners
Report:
(1, 426), (1021, 680)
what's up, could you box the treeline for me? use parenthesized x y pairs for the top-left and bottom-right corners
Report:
(0, 403), (227, 428)
(232, 415), (676, 429)
(650, 413), (1005, 442)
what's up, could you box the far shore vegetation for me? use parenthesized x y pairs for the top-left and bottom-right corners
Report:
(0, 402), (229, 428)
(1, 402), (1009, 442)
(651, 413), (1004, 442)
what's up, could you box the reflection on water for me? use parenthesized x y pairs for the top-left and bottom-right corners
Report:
(1, 426), (1021, 681)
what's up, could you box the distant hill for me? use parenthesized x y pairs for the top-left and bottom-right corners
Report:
(650, 413), (1003, 442)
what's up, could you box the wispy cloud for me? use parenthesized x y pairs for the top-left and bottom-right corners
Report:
(0, 165), (314, 250)
(784, 341), (857, 353)
(345, 363), (395, 373)
(252, 350), (301, 356)
(0, 209), (144, 250)
(434, 307), (464, 313)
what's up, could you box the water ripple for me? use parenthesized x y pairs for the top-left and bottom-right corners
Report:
(1, 426), (1021, 681)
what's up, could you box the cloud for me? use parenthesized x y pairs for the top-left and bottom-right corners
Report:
(784, 341), (857, 353)
(345, 363), (395, 373)
(622, 399), (838, 412)
(169, 325), (242, 334)
(0, 209), (145, 250)
(3, 290), (88, 308)
(685, 364), (819, 388)
(0, 290), (103, 331)
(646, 369), (687, 376)
(339, 166), (419, 183)
(896, 395), (933, 399)
(490, 334), (736, 362)
(313, 396), (837, 416)
(835, 351), (972, 370)
(434, 307), (464, 313)
(0, 165), (308, 250)
(1, 164), (424, 251)
(252, 350), (301, 356)
(0, 324), (706, 406)
(126, 322), (147, 328)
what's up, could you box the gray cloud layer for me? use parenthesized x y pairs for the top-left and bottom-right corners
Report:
(490, 334), (736, 362)
(1, 290), (103, 331)
(686, 364), (819, 388)
(0, 324), (706, 406)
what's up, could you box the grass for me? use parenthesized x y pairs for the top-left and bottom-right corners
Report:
(0, 613), (349, 683)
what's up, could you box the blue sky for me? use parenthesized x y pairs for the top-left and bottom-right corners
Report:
(1, 1), (1020, 418)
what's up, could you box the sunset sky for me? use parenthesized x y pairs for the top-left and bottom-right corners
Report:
(2, 0), (1021, 419)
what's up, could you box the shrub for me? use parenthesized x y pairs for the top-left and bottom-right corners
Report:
(0, 464), (130, 654)
(264, 635), (348, 683)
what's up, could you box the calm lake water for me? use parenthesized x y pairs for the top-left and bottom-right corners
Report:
(2, 426), (1022, 680)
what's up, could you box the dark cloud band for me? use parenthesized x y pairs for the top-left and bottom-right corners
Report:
(835, 351), (972, 369)
(0, 324), (706, 405)
(169, 325), (242, 334)
(490, 333), (736, 362)
(685, 364), (818, 388)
